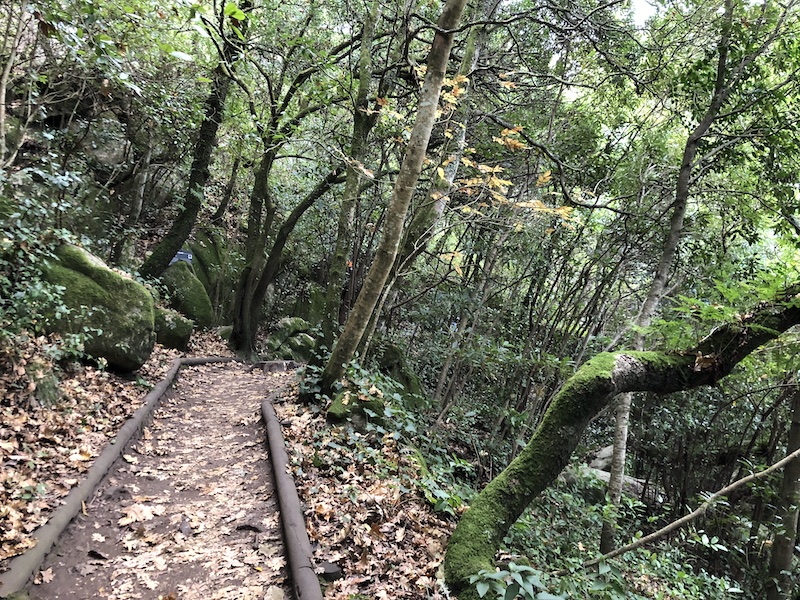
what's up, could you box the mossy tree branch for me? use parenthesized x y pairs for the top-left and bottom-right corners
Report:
(444, 286), (800, 599)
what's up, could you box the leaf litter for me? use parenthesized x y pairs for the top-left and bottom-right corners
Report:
(3, 329), (459, 598)
(27, 361), (290, 599)
(273, 382), (456, 599)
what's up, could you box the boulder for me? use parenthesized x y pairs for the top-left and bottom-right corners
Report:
(265, 317), (318, 362)
(43, 244), (155, 371)
(588, 445), (615, 471)
(272, 316), (312, 345)
(286, 332), (316, 362)
(376, 343), (426, 407)
(188, 229), (241, 322)
(327, 389), (385, 426)
(161, 261), (214, 329)
(154, 307), (194, 351)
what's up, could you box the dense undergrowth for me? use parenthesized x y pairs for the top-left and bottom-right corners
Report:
(297, 359), (753, 599)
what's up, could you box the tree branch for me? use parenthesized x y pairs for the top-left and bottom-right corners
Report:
(580, 445), (800, 571)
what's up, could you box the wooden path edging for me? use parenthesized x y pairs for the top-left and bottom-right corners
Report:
(261, 395), (324, 600)
(0, 356), (321, 599)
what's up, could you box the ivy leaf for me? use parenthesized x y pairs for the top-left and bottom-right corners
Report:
(170, 51), (194, 62)
(223, 2), (246, 20)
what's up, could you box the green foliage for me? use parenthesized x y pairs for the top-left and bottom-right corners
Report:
(470, 562), (559, 600)
(489, 468), (738, 599)
(0, 168), (77, 344)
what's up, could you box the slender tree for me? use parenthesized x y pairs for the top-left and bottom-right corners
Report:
(766, 386), (800, 600)
(321, 1), (381, 345)
(444, 285), (800, 599)
(601, 0), (800, 552)
(317, 0), (469, 396)
(139, 3), (249, 278)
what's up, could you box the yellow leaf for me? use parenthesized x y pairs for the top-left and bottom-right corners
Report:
(440, 252), (464, 276)
(516, 200), (548, 210)
(505, 138), (528, 151)
(556, 205), (574, 219)
(537, 170), (552, 186)
(436, 167), (446, 180)
(488, 175), (512, 189)
(491, 191), (509, 203)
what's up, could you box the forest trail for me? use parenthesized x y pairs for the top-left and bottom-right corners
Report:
(27, 363), (293, 600)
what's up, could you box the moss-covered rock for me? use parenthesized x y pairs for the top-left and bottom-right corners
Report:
(272, 316), (312, 344)
(161, 261), (214, 329)
(264, 317), (318, 362)
(287, 332), (316, 362)
(188, 230), (223, 293)
(376, 343), (426, 407)
(42, 244), (155, 371)
(188, 229), (241, 323)
(154, 307), (194, 351)
(326, 389), (385, 425)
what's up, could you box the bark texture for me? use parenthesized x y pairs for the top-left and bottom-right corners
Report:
(139, 49), (240, 278)
(766, 387), (800, 600)
(318, 0), (468, 396)
(230, 165), (343, 354)
(444, 287), (800, 599)
(601, 0), (740, 552)
(322, 5), (380, 344)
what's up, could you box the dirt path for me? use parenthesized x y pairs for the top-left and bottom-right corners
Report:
(28, 363), (293, 600)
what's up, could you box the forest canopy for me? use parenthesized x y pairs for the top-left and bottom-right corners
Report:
(3, 0), (800, 598)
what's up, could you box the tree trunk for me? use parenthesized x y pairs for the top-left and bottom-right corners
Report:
(229, 165), (343, 354)
(322, 4), (380, 345)
(444, 285), (800, 599)
(211, 155), (241, 224)
(600, 0), (736, 553)
(766, 386), (800, 600)
(0, 4), (27, 168)
(110, 136), (152, 266)
(318, 0), (468, 397)
(139, 10), (248, 278)
(355, 0), (495, 350)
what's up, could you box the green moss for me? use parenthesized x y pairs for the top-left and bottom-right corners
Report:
(287, 332), (316, 361)
(273, 316), (312, 344)
(446, 351), (624, 596)
(187, 231), (220, 293)
(444, 472), (514, 598)
(376, 343), (426, 407)
(326, 390), (385, 425)
(154, 306), (194, 350)
(43, 244), (155, 371)
(327, 391), (351, 421)
(161, 261), (214, 328)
